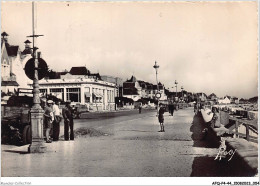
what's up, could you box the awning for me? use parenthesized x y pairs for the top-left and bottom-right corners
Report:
(1, 81), (19, 86)
(85, 92), (91, 97)
(93, 93), (103, 98)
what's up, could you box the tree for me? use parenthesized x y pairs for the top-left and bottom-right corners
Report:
(249, 96), (258, 103)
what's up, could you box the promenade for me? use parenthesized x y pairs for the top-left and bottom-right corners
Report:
(1, 108), (256, 177)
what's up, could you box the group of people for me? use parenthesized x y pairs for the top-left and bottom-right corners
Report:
(42, 100), (74, 143)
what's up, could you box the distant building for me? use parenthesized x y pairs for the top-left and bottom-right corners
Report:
(122, 76), (167, 102)
(208, 93), (218, 101)
(239, 98), (248, 104)
(218, 96), (231, 104)
(231, 97), (239, 104)
(123, 76), (141, 101)
(101, 75), (123, 97)
(196, 92), (208, 102)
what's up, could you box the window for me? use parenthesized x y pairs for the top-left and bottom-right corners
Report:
(107, 90), (110, 102)
(50, 88), (64, 100)
(66, 88), (81, 103)
(39, 89), (47, 97)
(84, 87), (91, 103)
(112, 90), (114, 102)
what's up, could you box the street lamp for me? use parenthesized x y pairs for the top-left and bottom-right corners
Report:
(153, 61), (159, 115)
(181, 86), (184, 101)
(175, 80), (178, 98)
(27, 2), (46, 153)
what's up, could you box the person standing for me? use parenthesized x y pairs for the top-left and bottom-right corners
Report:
(194, 102), (197, 115)
(158, 104), (165, 132)
(52, 101), (62, 141)
(62, 100), (74, 141)
(169, 103), (174, 116)
(44, 100), (54, 143)
(139, 104), (142, 114)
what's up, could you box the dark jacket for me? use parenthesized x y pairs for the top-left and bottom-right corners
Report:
(159, 107), (165, 116)
(62, 106), (73, 121)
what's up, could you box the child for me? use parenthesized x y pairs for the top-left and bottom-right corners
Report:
(158, 104), (165, 132)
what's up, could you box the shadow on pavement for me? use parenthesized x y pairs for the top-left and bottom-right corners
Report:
(4, 149), (29, 154)
(190, 156), (255, 177)
(190, 112), (255, 177)
(190, 113), (215, 148)
(119, 129), (154, 133)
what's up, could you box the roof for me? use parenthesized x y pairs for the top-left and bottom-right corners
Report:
(70, 67), (90, 75)
(123, 82), (135, 89)
(22, 48), (32, 55)
(145, 83), (153, 90)
(123, 87), (139, 95)
(208, 93), (217, 98)
(224, 95), (231, 99)
(153, 84), (163, 90)
(126, 76), (137, 82)
(138, 81), (147, 89)
(89, 73), (102, 80)
(6, 44), (19, 56)
(1, 81), (19, 86)
(24, 40), (31, 44)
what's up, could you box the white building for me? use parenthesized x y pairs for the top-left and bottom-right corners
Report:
(218, 96), (231, 104)
(101, 75), (123, 97)
(34, 78), (116, 111)
(1, 32), (32, 94)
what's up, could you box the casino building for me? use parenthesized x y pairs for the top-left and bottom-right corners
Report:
(35, 67), (116, 111)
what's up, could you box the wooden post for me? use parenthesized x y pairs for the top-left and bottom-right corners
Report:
(246, 124), (249, 141)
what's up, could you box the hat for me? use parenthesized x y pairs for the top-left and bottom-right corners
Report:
(47, 100), (54, 104)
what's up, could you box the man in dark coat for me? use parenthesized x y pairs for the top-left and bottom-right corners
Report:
(170, 104), (174, 116)
(62, 100), (74, 141)
(139, 104), (142, 114)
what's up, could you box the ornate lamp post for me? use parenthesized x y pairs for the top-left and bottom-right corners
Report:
(27, 2), (46, 153)
(175, 80), (178, 99)
(181, 86), (184, 101)
(153, 61), (160, 115)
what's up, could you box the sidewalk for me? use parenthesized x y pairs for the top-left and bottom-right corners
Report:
(2, 108), (213, 177)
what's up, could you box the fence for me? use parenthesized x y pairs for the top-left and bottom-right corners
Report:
(229, 117), (258, 143)
(219, 111), (258, 143)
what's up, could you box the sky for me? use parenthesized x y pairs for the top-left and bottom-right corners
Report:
(1, 1), (258, 99)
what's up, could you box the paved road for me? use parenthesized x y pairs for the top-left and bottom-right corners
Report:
(1, 108), (254, 177)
